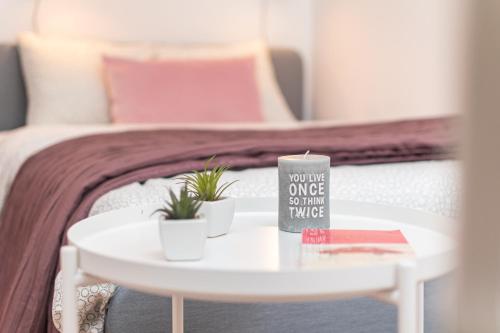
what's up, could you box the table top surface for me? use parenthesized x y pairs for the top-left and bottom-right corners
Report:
(68, 198), (455, 302)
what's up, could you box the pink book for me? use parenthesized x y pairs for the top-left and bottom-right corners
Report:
(301, 229), (415, 267)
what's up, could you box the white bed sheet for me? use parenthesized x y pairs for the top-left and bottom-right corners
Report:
(0, 123), (460, 219)
(0, 119), (409, 213)
(91, 161), (459, 219)
(0, 121), (328, 212)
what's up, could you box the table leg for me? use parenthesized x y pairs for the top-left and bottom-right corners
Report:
(417, 282), (424, 333)
(172, 295), (184, 333)
(61, 246), (78, 333)
(398, 261), (418, 333)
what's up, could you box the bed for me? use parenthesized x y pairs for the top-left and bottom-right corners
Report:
(0, 41), (458, 333)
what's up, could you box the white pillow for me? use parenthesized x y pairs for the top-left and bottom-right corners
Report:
(18, 33), (296, 125)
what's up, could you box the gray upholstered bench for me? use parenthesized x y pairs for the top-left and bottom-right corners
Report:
(106, 278), (449, 333)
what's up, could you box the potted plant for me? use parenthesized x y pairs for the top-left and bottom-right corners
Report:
(156, 186), (207, 261)
(180, 156), (237, 238)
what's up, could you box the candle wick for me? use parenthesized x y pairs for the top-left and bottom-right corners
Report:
(303, 150), (310, 159)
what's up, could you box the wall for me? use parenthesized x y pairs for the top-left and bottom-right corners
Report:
(0, 0), (36, 41)
(314, 0), (467, 122)
(0, 0), (466, 121)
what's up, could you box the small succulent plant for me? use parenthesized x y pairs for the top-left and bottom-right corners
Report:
(179, 156), (237, 202)
(156, 186), (202, 220)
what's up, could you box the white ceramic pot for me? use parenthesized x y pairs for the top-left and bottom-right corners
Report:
(200, 197), (235, 238)
(158, 217), (207, 261)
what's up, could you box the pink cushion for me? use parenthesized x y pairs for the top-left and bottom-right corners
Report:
(102, 56), (263, 123)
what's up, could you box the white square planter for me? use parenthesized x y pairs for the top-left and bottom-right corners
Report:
(200, 197), (235, 238)
(158, 217), (207, 261)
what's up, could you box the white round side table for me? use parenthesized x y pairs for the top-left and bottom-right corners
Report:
(61, 198), (455, 333)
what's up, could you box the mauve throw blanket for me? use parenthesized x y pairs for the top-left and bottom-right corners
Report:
(0, 118), (455, 332)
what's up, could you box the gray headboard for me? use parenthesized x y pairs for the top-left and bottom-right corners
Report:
(269, 48), (303, 121)
(0, 45), (27, 130)
(0, 44), (303, 131)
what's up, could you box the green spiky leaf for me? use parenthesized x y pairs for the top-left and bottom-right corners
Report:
(155, 186), (202, 220)
(178, 156), (238, 202)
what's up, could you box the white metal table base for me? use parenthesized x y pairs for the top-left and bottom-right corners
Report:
(61, 246), (78, 333)
(172, 295), (184, 333)
(397, 261), (421, 333)
(61, 246), (424, 333)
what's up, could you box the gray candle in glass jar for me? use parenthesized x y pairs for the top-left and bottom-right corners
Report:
(278, 153), (330, 233)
